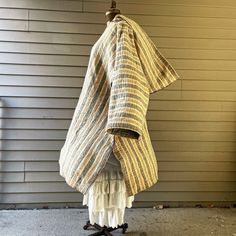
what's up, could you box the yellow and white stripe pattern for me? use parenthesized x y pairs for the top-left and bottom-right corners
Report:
(58, 14), (179, 197)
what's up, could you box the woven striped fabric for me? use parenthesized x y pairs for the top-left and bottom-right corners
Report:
(59, 14), (180, 197)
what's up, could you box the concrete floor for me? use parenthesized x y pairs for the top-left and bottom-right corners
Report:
(0, 208), (235, 236)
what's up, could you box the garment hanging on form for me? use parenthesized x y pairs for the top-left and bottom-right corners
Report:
(58, 14), (180, 197)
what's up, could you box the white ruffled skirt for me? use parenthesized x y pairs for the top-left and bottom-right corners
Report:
(82, 151), (135, 228)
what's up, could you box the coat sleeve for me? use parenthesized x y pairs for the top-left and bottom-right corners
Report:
(105, 22), (150, 141)
(136, 24), (180, 94)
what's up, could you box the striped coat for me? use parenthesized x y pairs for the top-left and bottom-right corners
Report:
(59, 14), (180, 197)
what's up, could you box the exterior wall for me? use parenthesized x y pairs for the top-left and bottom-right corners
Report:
(0, 0), (235, 208)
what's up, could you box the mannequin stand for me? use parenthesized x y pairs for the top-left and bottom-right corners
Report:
(83, 220), (128, 235)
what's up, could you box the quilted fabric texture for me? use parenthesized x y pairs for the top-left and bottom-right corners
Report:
(59, 14), (179, 197)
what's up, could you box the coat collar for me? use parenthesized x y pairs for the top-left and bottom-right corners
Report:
(106, 14), (131, 27)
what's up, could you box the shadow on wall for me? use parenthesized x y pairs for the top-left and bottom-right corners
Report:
(0, 98), (14, 206)
(0, 98), (4, 204)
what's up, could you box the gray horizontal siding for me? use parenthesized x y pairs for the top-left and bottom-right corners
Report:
(1, 192), (236, 205)
(1, 150), (235, 162)
(0, 0), (236, 208)
(1, 161), (236, 172)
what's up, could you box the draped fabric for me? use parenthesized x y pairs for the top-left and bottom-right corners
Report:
(59, 14), (180, 197)
(82, 151), (134, 228)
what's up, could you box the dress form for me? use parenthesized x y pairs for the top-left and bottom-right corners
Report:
(83, 4), (135, 233)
